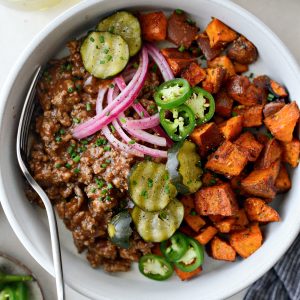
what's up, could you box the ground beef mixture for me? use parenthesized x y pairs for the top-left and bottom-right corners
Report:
(27, 40), (158, 272)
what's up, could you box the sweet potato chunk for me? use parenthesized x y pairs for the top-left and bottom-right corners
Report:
(254, 138), (282, 169)
(194, 183), (238, 216)
(175, 266), (202, 281)
(219, 116), (243, 141)
(207, 55), (236, 78)
(211, 237), (236, 261)
(280, 138), (300, 168)
(275, 164), (291, 193)
(139, 12), (167, 41)
(167, 11), (199, 48)
(194, 226), (218, 245)
(202, 67), (226, 94)
(253, 75), (270, 90)
(206, 141), (248, 177)
(215, 89), (234, 118)
(214, 217), (236, 233)
(152, 243), (163, 256)
(196, 33), (222, 61)
(229, 223), (263, 258)
(264, 102), (300, 142)
(160, 48), (195, 76)
(233, 62), (249, 74)
(205, 18), (238, 48)
(234, 132), (263, 162)
(233, 209), (249, 229)
(181, 62), (206, 86)
(232, 105), (263, 127)
(263, 101), (285, 118)
(190, 122), (224, 157)
(202, 171), (223, 187)
(269, 80), (288, 98)
(244, 198), (280, 223)
(241, 160), (280, 199)
(227, 36), (258, 64)
(181, 195), (194, 217)
(184, 214), (206, 232)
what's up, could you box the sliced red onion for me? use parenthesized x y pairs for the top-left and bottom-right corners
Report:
(145, 43), (174, 82)
(83, 75), (92, 87)
(72, 47), (149, 139)
(124, 114), (160, 130)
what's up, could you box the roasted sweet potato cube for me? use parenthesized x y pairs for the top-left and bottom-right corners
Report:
(181, 62), (206, 86)
(244, 198), (280, 223)
(184, 214), (206, 232)
(214, 217), (236, 233)
(202, 171), (223, 187)
(151, 243), (163, 256)
(139, 12), (167, 41)
(205, 18), (238, 48)
(234, 132), (263, 162)
(219, 116), (243, 141)
(174, 266), (202, 281)
(194, 226), (218, 245)
(263, 101), (285, 118)
(190, 122), (224, 157)
(232, 105), (263, 127)
(211, 237), (236, 261)
(280, 138), (300, 168)
(213, 115), (225, 125)
(253, 75), (270, 90)
(230, 173), (247, 195)
(241, 160), (280, 199)
(181, 195), (194, 217)
(208, 215), (224, 223)
(202, 67), (226, 94)
(215, 90), (234, 118)
(179, 225), (195, 237)
(275, 164), (291, 193)
(254, 138), (282, 169)
(227, 36), (258, 64)
(194, 183), (238, 216)
(229, 223), (263, 258)
(206, 141), (248, 177)
(264, 102), (300, 142)
(196, 33), (222, 61)
(233, 62), (249, 74)
(207, 56), (236, 78)
(269, 80), (288, 98)
(233, 209), (249, 229)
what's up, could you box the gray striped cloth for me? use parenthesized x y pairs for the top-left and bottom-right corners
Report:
(244, 234), (300, 300)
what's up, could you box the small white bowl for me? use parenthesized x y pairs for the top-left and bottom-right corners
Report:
(0, 1), (300, 299)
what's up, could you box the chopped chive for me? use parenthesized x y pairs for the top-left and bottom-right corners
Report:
(152, 64), (158, 73)
(209, 179), (217, 185)
(178, 45), (185, 52)
(55, 136), (62, 142)
(107, 55), (113, 62)
(67, 87), (74, 93)
(232, 112), (238, 117)
(141, 190), (148, 197)
(101, 163), (107, 168)
(81, 139), (88, 145)
(67, 145), (75, 154)
(104, 145), (111, 151)
(186, 18), (195, 25)
(95, 138), (107, 146)
(165, 184), (170, 194)
(267, 93), (275, 102)
(55, 163), (62, 168)
(90, 37), (95, 42)
(132, 62), (139, 69)
(190, 211), (197, 216)
(91, 188), (96, 193)
(147, 178), (153, 188)
(141, 111), (144, 117)
(76, 84), (82, 91)
(65, 163), (71, 169)
(107, 183), (113, 189)
(100, 60), (105, 64)
(86, 103), (91, 111)
(105, 196), (111, 201)
(101, 189), (108, 195)
(59, 129), (65, 135)
(110, 125), (115, 133)
(164, 173), (169, 180)
(264, 132), (273, 139)
(106, 111), (110, 116)
(66, 63), (72, 71)
(159, 211), (167, 220)
(109, 83), (115, 88)
(175, 8), (183, 14)
(99, 35), (105, 43)
(108, 26), (115, 33)
(129, 140), (136, 144)
(120, 117), (126, 123)
(73, 118), (80, 124)
(105, 159), (111, 164)
(73, 155), (80, 163)
(74, 168), (80, 174)
(103, 48), (109, 54)
(95, 178), (104, 188)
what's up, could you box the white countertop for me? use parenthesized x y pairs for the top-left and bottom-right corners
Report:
(0, 0), (299, 299)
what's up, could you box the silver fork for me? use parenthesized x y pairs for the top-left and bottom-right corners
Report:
(16, 66), (65, 300)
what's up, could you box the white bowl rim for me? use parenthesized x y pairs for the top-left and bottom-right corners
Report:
(1, 0), (300, 299)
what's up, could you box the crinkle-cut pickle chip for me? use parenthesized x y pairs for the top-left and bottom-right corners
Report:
(131, 199), (184, 242)
(80, 31), (129, 79)
(97, 11), (142, 57)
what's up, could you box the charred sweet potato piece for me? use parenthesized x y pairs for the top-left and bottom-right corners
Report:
(263, 101), (285, 118)
(181, 195), (194, 217)
(184, 214), (206, 232)
(215, 89), (234, 118)
(167, 11), (199, 48)
(181, 62), (206, 86)
(275, 164), (291, 193)
(202, 171), (223, 187)
(174, 266), (202, 281)
(232, 105), (263, 127)
(254, 138), (282, 169)
(269, 80), (288, 98)
(280, 138), (300, 168)
(214, 217), (236, 233)
(230, 173), (247, 195)
(264, 102), (300, 142)
(139, 11), (167, 41)
(206, 141), (248, 177)
(229, 223), (263, 258)
(233, 62), (249, 74)
(202, 67), (226, 94)
(190, 122), (224, 157)
(213, 115), (225, 125)
(211, 237), (236, 261)
(233, 209), (249, 229)
(253, 75), (270, 90)
(160, 48), (195, 76)
(207, 55), (236, 78)
(227, 36), (258, 64)
(226, 75), (250, 104)
(205, 18), (238, 48)
(244, 198), (280, 223)
(179, 225), (195, 237)
(194, 183), (238, 216)
(234, 132), (263, 162)
(241, 160), (280, 199)
(208, 215), (224, 223)
(194, 226), (218, 245)
(218, 116), (243, 141)
(196, 33), (222, 61)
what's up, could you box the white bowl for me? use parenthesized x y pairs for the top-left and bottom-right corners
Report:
(1, 0), (300, 299)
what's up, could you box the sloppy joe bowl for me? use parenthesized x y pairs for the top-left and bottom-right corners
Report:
(1, 0), (300, 299)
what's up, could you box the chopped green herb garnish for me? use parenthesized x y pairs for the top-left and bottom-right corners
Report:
(65, 163), (71, 169)
(55, 163), (62, 168)
(90, 37), (95, 42)
(91, 188), (96, 193)
(109, 83), (115, 88)
(264, 132), (273, 139)
(165, 184), (170, 194)
(152, 64), (158, 73)
(103, 47), (109, 54)
(141, 111), (144, 117)
(110, 125), (115, 132)
(105, 159), (111, 164)
(175, 8), (183, 14)
(101, 163), (107, 168)
(73, 118), (80, 124)
(164, 174), (169, 180)
(95, 178), (104, 188)
(99, 35), (105, 43)
(107, 183), (113, 189)
(107, 55), (113, 62)
(66, 63), (72, 71)
(108, 26), (115, 33)
(209, 179), (217, 185)
(76, 84), (82, 91)
(186, 18), (195, 25)
(132, 62), (139, 69)
(232, 112), (238, 117)
(67, 145), (75, 154)
(105, 196), (111, 201)
(141, 190), (148, 197)
(120, 117), (126, 123)
(86, 103), (91, 111)
(74, 168), (80, 174)
(159, 211), (168, 220)
(267, 93), (275, 102)
(101, 189), (108, 195)
(104, 145), (111, 151)
(55, 136), (62, 142)
(95, 138), (107, 146)
(67, 87), (74, 93)
(178, 45), (185, 52)
(147, 178), (153, 188)
(81, 139), (88, 145)
(190, 211), (197, 216)
(59, 129), (65, 135)
(73, 155), (80, 163)
(100, 60), (105, 64)
(129, 140), (136, 144)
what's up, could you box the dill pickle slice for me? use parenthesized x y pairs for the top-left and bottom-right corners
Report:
(80, 31), (129, 79)
(128, 161), (177, 212)
(97, 11), (141, 56)
(131, 199), (184, 242)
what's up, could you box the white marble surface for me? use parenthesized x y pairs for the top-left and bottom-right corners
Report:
(0, 0), (299, 299)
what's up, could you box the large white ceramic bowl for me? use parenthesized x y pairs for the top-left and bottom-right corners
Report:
(1, 0), (300, 299)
